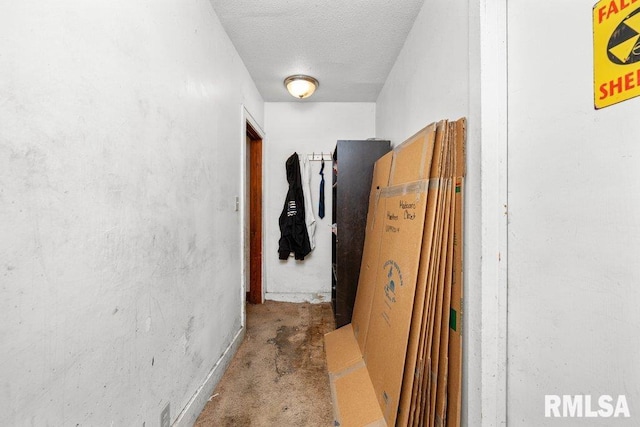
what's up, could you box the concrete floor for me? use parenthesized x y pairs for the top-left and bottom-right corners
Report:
(195, 301), (335, 426)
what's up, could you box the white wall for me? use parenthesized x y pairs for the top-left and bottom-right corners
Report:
(507, 1), (640, 425)
(375, 0), (489, 425)
(0, 1), (263, 426)
(263, 102), (375, 303)
(376, 0), (469, 146)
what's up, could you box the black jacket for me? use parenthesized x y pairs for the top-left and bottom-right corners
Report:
(278, 153), (312, 260)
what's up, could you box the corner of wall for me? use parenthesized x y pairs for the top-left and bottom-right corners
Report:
(173, 327), (245, 426)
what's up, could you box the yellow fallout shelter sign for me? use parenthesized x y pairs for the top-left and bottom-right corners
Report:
(594, 0), (640, 108)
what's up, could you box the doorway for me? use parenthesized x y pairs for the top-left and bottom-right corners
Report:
(246, 122), (263, 304)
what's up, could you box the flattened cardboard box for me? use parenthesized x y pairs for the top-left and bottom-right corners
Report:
(433, 122), (458, 426)
(324, 120), (468, 426)
(362, 181), (428, 426)
(324, 125), (437, 427)
(325, 181), (428, 427)
(393, 119), (466, 427)
(352, 125), (437, 353)
(324, 153), (394, 427)
(325, 324), (362, 375)
(446, 118), (466, 427)
(396, 122), (446, 427)
(351, 152), (394, 352)
(326, 324), (384, 427)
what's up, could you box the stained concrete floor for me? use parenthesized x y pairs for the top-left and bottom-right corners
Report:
(195, 301), (335, 426)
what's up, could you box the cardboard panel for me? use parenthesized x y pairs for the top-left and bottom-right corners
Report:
(352, 124), (435, 354)
(389, 123), (437, 186)
(332, 365), (386, 427)
(426, 179), (453, 427)
(396, 122), (444, 427)
(395, 179), (439, 427)
(429, 125), (456, 427)
(352, 152), (394, 352)
(325, 324), (363, 375)
(417, 126), (451, 427)
(405, 122), (449, 427)
(434, 123), (458, 427)
(363, 181), (429, 427)
(447, 118), (467, 427)
(324, 118), (466, 427)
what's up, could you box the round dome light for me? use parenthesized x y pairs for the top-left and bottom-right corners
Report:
(284, 75), (319, 99)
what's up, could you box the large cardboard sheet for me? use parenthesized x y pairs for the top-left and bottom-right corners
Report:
(407, 122), (449, 427)
(417, 127), (451, 427)
(446, 118), (466, 427)
(434, 122), (458, 427)
(364, 181), (429, 426)
(324, 118), (466, 427)
(429, 124), (456, 427)
(351, 152), (394, 352)
(397, 121), (446, 427)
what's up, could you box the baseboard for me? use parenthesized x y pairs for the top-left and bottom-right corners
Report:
(265, 292), (331, 304)
(173, 327), (245, 426)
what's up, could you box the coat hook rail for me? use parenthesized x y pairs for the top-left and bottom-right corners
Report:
(307, 152), (332, 161)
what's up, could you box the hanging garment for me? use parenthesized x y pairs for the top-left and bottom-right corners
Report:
(278, 152), (312, 260)
(300, 155), (316, 250)
(318, 159), (325, 219)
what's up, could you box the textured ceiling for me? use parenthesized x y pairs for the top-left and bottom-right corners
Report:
(209, 0), (425, 102)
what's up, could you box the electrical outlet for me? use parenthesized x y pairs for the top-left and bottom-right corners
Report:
(235, 196), (239, 211)
(160, 403), (170, 427)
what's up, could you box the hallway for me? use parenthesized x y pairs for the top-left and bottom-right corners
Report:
(5, 1), (640, 425)
(195, 302), (335, 426)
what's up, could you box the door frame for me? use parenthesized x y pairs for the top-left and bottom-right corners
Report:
(240, 107), (265, 323)
(468, 0), (509, 425)
(246, 122), (263, 305)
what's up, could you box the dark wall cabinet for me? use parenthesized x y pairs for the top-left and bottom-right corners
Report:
(332, 139), (391, 328)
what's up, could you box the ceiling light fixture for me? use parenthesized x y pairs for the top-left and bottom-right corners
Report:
(284, 75), (319, 99)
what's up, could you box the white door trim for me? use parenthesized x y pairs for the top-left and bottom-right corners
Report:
(468, 0), (509, 425)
